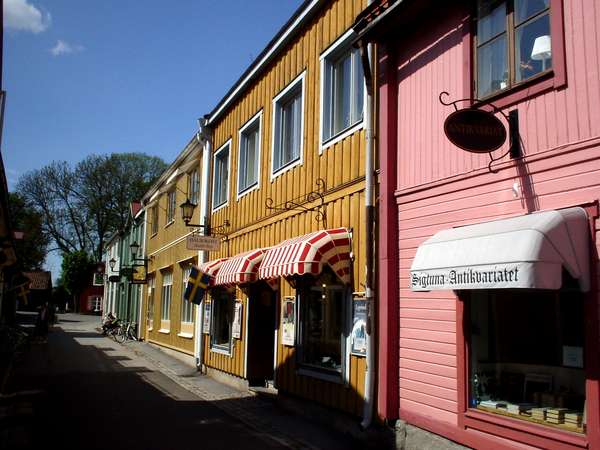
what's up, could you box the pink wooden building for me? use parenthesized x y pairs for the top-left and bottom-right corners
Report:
(355, 0), (600, 449)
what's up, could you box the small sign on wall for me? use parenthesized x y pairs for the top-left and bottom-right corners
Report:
(203, 301), (211, 334)
(281, 296), (295, 346)
(232, 301), (243, 339)
(351, 299), (367, 356)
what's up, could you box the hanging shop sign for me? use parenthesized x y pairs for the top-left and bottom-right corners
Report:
(232, 301), (243, 339)
(351, 299), (367, 356)
(131, 264), (147, 284)
(444, 108), (506, 153)
(186, 235), (220, 251)
(281, 297), (295, 346)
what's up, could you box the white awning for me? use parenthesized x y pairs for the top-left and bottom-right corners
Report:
(410, 207), (589, 292)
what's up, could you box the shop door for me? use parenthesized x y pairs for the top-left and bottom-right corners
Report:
(246, 282), (276, 386)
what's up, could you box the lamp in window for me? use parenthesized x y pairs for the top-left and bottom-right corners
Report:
(531, 35), (552, 71)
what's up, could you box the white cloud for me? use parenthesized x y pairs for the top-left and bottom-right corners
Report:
(4, 0), (51, 34)
(50, 40), (84, 56)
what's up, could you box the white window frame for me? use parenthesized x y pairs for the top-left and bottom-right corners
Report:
(319, 29), (366, 153)
(166, 190), (176, 225)
(210, 291), (235, 356)
(271, 71), (305, 180)
(212, 140), (231, 212)
(180, 265), (194, 325)
(237, 110), (263, 199)
(147, 275), (155, 331)
(160, 270), (173, 332)
(188, 169), (200, 205)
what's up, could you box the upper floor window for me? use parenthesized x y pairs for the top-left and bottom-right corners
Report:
(151, 205), (159, 235)
(272, 72), (304, 177)
(476, 0), (552, 99)
(188, 169), (200, 205)
(166, 190), (176, 224)
(213, 141), (230, 210)
(321, 32), (364, 145)
(238, 112), (262, 196)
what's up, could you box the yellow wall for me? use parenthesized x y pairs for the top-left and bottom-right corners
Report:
(203, 0), (368, 415)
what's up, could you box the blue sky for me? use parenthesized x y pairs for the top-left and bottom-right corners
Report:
(3, 0), (302, 277)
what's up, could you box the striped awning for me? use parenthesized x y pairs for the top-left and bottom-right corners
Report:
(199, 258), (228, 285)
(258, 228), (352, 284)
(214, 248), (268, 286)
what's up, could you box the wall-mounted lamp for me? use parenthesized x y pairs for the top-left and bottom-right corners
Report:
(109, 258), (117, 270)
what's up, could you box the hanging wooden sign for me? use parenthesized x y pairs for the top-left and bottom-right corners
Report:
(444, 108), (507, 153)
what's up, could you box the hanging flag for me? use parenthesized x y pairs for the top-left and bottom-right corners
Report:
(17, 284), (30, 306)
(184, 266), (211, 305)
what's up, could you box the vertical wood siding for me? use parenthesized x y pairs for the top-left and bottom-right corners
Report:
(394, 0), (600, 430)
(205, 0), (368, 415)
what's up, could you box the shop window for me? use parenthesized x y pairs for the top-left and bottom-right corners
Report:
(210, 288), (234, 353)
(468, 281), (586, 433)
(238, 111), (261, 196)
(181, 265), (194, 324)
(272, 72), (304, 178)
(212, 142), (230, 210)
(297, 268), (347, 376)
(475, 0), (552, 99)
(320, 31), (364, 146)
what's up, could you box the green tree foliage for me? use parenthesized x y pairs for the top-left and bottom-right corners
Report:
(8, 192), (50, 270)
(16, 152), (166, 261)
(60, 250), (94, 310)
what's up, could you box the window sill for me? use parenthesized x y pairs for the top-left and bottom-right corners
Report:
(320, 120), (364, 154)
(464, 408), (587, 449)
(297, 366), (344, 384)
(210, 346), (232, 357)
(150, 232), (158, 239)
(158, 329), (170, 334)
(212, 201), (228, 213)
(164, 220), (175, 229)
(474, 70), (558, 110)
(177, 332), (193, 339)
(236, 182), (259, 201)
(271, 157), (302, 182)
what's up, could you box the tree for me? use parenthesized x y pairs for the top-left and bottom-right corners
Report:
(17, 152), (166, 261)
(60, 250), (94, 313)
(8, 192), (50, 270)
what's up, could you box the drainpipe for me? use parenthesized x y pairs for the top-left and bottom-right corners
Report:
(194, 116), (212, 372)
(360, 32), (376, 429)
(138, 212), (147, 339)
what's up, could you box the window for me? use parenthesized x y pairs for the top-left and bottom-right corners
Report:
(166, 190), (176, 224)
(272, 72), (304, 176)
(298, 268), (347, 375)
(151, 206), (158, 235)
(321, 33), (364, 144)
(161, 271), (172, 322)
(468, 283), (586, 434)
(210, 288), (234, 352)
(212, 142), (230, 209)
(147, 275), (155, 330)
(238, 112), (261, 196)
(188, 169), (200, 205)
(181, 265), (194, 324)
(475, 0), (552, 99)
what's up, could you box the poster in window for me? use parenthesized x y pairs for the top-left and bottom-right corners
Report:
(281, 297), (295, 346)
(351, 299), (367, 356)
(203, 301), (211, 334)
(232, 301), (243, 339)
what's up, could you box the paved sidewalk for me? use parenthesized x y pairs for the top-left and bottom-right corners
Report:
(90, 316), (391, 449)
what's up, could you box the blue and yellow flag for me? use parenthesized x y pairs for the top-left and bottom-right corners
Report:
(184, 266), (211, 305)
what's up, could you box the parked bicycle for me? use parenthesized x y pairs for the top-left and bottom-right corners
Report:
(114, 321), (138, 343)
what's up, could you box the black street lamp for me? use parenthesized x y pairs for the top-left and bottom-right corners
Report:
(109, 258), (117, 270)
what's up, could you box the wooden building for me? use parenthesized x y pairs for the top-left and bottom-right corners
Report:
(198, 0), (370, 416)
(141, 136), (203, 358)
(356, 0), (600, 448)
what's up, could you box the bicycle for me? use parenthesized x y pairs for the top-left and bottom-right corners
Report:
(114, 321), (138, 343)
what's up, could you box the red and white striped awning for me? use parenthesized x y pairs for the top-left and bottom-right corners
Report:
(213, 248), (268, 286)
(198, 258), (228, 285)
(258, 228), (352, 284)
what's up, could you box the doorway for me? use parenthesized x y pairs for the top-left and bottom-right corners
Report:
(246, 282), (277, 387)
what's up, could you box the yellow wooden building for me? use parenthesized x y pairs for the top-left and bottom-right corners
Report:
(140, 136), (203, 358)
(198, 0), (369, 416)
